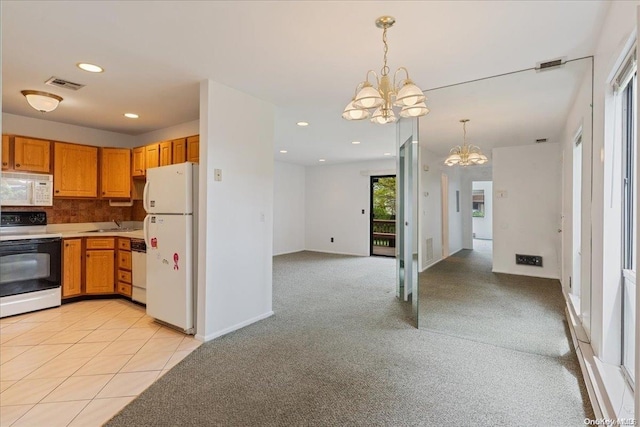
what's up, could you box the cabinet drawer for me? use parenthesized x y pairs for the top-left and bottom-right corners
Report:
(118, 251), (132, 270)
(86, 238), (115, 249)
(118, 238), (131, 251)
(118, 269), (132, 284)
(117, 282), (132, 297)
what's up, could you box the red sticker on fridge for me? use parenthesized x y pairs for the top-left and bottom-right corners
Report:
(173, 253), (179, 270)
(150, 238), (157, 249)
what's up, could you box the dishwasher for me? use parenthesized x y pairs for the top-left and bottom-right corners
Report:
(131, 238), (147, 304)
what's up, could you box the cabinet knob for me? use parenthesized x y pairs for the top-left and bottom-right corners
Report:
(102, 192), (106, 195)
(86, 254), (90, 258)
(55, 190), (60, 193)
(1, 162), (7, 166)
(15, 163), (20, 167)
(65, 243), (69, 247)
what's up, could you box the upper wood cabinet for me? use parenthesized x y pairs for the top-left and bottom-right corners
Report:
(1, 136), (51, 173)
(101, 147), (131, 199)
(54, 142), (98, 198)
(145, 144), (160, 171)
(132, 147), (145, 178)
(2, 135), (10, 170)
(172, 138), (186, 164)
(187, 135), (199, 163)
(62, 239), (82, 298)
(159, 141), (172, 166)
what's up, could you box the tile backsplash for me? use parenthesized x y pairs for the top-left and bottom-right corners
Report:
(3, 199), (135, 224)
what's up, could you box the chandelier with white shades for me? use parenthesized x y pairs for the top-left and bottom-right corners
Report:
(444, 119), (488, 166)
(342, 16), (429, 124)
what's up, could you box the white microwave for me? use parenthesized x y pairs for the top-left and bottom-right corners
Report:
(0, 172), (54, 206)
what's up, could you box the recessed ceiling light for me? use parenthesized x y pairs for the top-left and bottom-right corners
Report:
(280, 150), (288, 153)
(124, 113), (139, 119)
(319, 159), (326, 162)
(297, 121), (309, 127)
(77, 63), (104, 73)
(384, 152), (392, 156)
(352, 141), (361, 145)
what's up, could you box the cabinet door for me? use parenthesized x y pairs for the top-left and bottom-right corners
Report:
(14, 137), (50, 173)
(2, 135), (10, 170)
(159, 141), (172, 166)
(101, 147), (131, 199)
(132, 147), (145, 177)
(85, 249), (115, 294)
(145, 144), (159, 171)
(172, 138), (186, 164)
(54, 142), (98, 198)
(187, 135), (199, 163)
(62, 239), (82, 297)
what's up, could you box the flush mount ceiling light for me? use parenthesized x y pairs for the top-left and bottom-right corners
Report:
(280, 150), (288, 153)
(297, 121), (309, 127)
(77, 62), (104, 73)
(21, 90), (63, 113)
(124, 113), (139, 119)
(342, 16), (429, 124)
(444, 119), (488, 167)
(319, 159), (326, 162)
(352, 141), (361, 145)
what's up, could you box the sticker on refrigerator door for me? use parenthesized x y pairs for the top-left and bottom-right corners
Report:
(150, 237), (158, 249)
(151, 216), (156, 223)
(173, 253), (179, 270)
(150, 201), (155, 207)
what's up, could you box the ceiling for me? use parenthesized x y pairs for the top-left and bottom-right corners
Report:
(2, 1), (609, 165)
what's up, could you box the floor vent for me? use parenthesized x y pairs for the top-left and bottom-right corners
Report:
(426, 238), (434, 262)
(45, 76), (85, 91)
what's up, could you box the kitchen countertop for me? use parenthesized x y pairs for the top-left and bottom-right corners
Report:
(47, 221), (145, 239)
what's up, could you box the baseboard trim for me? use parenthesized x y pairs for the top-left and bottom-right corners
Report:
(195, 311), (274, 342)
(564, 297), (615, 420)
(421, 256), (444, 272)
(273, 249), (305, 256)
(491, 268), (560, 280)
(305, 249), (367, 257)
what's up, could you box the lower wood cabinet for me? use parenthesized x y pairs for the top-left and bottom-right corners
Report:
(117, 238), (132, 297)
(85, 238), (115, 294)
(62, 239), (82, 298)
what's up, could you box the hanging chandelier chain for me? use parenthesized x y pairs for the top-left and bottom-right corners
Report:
(381, 26), (390, 76)
(463, 121), (467, 146)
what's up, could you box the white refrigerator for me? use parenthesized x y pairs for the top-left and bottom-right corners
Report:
(143, 162), (198, 334)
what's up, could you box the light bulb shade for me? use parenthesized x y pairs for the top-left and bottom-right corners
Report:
(399, 102), (430, 118)
(444, 153), (462, 166)
(371, 107), (396, 124)
(395, 82), (425, 107)
(21, 90), (62, 113)
(353, 84), (384, 109)
(342, 101), (370, 121)
(468, 152), (481, 162)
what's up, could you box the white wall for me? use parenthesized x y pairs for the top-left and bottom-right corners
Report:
(305, 159), (395, 256)
(472, 181), (493, 240)
(419, 148), (443, 270)
(273, 161), (305, 255)
(2, 112), (135, 147)
(135, 119), (199, 145)
(493, 143), (561, 279)
(196, 80), (274, 341)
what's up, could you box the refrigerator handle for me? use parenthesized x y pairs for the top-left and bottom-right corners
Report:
(143, 180), (150, 212)
(143, 215), (150, 247)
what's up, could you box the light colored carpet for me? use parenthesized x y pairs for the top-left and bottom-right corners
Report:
(107, 250), (593, 426)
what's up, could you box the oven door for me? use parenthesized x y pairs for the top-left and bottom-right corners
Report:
(0, 238), (61, 298)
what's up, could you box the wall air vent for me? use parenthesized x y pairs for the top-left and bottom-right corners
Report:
(535, 138), (548, 143)
(535, 57), (566, 72)
(45, 76), (85, 91)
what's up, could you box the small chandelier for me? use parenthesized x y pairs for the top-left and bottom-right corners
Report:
(342, 16), (429, 124)
(444, 119), (488, 166)
(21, 90), (63, 113)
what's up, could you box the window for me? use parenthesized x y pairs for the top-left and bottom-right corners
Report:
(617, 48), (637, 388)
(472, 189), (485, 217)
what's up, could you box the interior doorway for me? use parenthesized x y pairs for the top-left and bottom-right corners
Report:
(472, 181), (493, 254)
(370, 175), (397, 257)
(441, 173), (449, 258)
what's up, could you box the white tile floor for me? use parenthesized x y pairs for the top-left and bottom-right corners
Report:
(0, 299), (201, 427)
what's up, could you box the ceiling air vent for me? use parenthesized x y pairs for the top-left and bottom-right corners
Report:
(535, 58), (565, 72)
(535, 138), (548, 143)
(45, 76), (85, 91)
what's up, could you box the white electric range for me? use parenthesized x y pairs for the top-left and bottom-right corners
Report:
(0, 211), (63, 318)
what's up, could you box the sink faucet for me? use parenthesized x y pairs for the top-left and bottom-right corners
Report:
(113, 219), (122, 229)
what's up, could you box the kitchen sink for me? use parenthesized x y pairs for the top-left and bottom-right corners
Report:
(85, 228), (141, 233)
